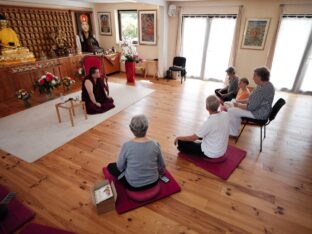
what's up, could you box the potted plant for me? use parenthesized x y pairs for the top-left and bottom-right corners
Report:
(16, 89), (31, 108)
(34, 72), (61, 98)
(119, 41), (141, 83)
(62, 76), (75, 91)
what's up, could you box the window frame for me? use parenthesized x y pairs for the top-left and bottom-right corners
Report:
(117, 10), (138, 42)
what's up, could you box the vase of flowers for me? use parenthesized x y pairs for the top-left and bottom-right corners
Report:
(62, 76), (75, 91)
(16, 89), (31, 108)
(120, 41), (142, 83)
(34, 72), (61, 98)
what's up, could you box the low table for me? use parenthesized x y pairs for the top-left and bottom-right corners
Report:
(55, 99), (87, 127)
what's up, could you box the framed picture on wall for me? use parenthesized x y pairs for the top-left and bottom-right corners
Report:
(138, 10), (157, 45)
(75, 12), (93, 37)
(98, 12), (112, 36)
(241, 18), (270, 50)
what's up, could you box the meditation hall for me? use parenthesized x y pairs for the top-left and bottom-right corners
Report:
(0, 0), (312, 233)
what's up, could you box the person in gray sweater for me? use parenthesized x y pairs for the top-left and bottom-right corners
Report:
(107, 114), (166, 191)
(215, 66), (239, 102)
(228, 67), (275, 136)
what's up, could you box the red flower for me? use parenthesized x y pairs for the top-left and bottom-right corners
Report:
(39, 79), (45, 85)
(46, 73), (53, 81)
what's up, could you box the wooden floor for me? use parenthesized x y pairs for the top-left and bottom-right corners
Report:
(0, 74), (312, 234)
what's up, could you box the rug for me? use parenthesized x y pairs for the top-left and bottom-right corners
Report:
(0, 83), (154, 163)
(103, 167), (181, 214)
(178, 145), (247, 180)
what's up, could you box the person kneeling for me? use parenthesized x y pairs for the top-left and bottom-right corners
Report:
(174, 95), (230, 158)
(107, 114), (166, 191)
(81, 67), (115, 115)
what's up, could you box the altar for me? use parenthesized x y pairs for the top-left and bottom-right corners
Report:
(0, 54), (87, 102)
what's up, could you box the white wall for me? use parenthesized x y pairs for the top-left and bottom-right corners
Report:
(168, 0), (312, 86)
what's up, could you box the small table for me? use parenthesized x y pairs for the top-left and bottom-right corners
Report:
(55, 99), (87, 127)
(144, 60), (158, 79)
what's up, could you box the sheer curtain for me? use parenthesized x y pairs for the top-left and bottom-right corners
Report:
(204, 17), (236, 80)
(181, 15), (236, 80)
(181, 17), (207, 78)
(271, 16), (312, 91)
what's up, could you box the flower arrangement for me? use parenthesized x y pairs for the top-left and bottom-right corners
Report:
(34, 72), (61, 95)
(119, 40), (142, 63)
(16, 89), (31, 107)
(62, 76), (75, 91)
(16, 89), (31, 100)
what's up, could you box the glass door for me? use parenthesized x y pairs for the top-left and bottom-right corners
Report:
(204, 18), (236, 81)
(271, 17), (312, 91)
(181, 17), (207, 78)
(181, 16), (236, 80)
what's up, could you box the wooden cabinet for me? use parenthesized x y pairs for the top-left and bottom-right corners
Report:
(103, 53), (121, 75)
(0, 54), (87, 102)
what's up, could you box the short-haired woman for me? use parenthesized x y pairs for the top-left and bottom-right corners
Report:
(81, 67), (115, 114)
(174, 95), (230, 158)
(107, 114), (166, 191)
(228, 67), (275, 137)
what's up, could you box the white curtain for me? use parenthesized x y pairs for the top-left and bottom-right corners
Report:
(271, 17), (312, 90)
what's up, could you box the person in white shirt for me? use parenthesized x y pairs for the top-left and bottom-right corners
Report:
(174, 95), (230, 158)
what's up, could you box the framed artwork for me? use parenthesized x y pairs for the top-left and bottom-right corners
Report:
(241, 18), (270, 50)
(75, 12), (93, 37)
(138, 10), (157, 45)
(98, 12), (112, 36)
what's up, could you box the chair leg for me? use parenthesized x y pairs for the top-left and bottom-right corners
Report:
(260, 126), (263, 152)
(264, 125), (266, 139)
(235, 122), (248, 143)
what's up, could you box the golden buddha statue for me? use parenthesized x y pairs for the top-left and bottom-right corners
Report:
(0, 13), (35, 65)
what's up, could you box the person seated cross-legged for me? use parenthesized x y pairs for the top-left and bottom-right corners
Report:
(223, 77), (250, 110)
(81, 67), (115, 115)
(174, 95), (230, 159)
(107, 114), (166, 191)
(215, 66), (239, 102)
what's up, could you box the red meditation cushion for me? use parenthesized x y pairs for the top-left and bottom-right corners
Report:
(126, 182), (161, 202)
(203, 155), (227, 163)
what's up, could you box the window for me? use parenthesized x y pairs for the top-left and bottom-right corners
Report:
(118, 10), (138, 42)
(271, 16), (312, 93)
(181, 15), (236, 80)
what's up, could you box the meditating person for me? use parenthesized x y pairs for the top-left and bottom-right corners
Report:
(174, 95), (230, 158)
(215, 66), (239, 102)
(223, 78), (250, 110)
(107, 114), (166, 191)
(227, 67), (275, 137)
(81, 67), (115, 114)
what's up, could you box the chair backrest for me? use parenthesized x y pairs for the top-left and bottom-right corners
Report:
(173, 56), (186, 68)
(269, 98), (286, 121)
(83, 55), (105, 77)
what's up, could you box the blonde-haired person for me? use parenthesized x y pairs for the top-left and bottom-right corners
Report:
(223, 78), (250, 110)
(174, 95), (230, 158)
(107, 114), (166, 191)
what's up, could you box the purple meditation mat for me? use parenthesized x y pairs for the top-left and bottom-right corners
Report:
(0, 185), (35, 234)
(20, 223), (76, 234)
(103, 168), (181, 214)
(178, 145), (246, 180)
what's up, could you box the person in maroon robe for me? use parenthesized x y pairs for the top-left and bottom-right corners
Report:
(81, 67), (115, 114)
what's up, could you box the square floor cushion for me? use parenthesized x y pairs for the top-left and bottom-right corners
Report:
(102, 168), (181, 214)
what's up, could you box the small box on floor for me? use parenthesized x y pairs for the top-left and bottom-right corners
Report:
(91, 180), (117, 214)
